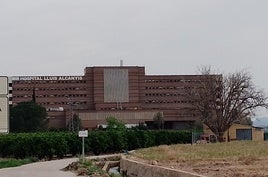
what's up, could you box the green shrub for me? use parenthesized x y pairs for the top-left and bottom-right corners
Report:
(106, 130), (127, 152)
(0, 132), (75, 159)
(0, 130), (191, 158)
(0, 158), (36, 169)
(126, 130), (155, 150)
(87, 131), (109, 155)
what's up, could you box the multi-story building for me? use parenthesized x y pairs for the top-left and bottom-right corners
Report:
(9, 65), (208, 130)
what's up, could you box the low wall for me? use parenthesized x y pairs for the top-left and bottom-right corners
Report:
(120, 156), (206, 177)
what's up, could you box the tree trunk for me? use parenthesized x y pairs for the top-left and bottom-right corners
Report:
(217, 132), (226, 142)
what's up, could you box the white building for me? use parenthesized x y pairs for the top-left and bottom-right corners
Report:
(0, 76), (9, 133)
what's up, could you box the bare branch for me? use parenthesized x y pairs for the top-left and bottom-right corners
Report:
(184, 67), (268, 139)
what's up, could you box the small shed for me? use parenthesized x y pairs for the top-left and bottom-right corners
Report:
(203, 123), (264, 142)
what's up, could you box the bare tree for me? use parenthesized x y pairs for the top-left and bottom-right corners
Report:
(185, 67), (268, 140)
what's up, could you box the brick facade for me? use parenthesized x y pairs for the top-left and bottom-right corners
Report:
(10, 66), (205, 130)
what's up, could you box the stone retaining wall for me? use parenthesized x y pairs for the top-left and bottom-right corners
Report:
(120, 156), (206, 177)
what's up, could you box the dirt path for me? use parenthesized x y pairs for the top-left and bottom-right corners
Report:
(0, 158), (78, 177)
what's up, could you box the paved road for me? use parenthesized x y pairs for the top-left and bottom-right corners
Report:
(0, 158), (78, 177)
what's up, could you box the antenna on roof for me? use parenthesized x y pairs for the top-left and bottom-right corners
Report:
(120, 60), (123, 67)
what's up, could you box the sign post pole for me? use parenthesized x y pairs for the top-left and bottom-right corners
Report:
(78, 130), (88, 163)
(82, 136), (85, 163)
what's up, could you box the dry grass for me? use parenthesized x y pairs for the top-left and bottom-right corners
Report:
(132, 141), (268, 165)
(131, 141), (268, 176)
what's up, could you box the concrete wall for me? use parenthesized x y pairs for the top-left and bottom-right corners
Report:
(120, 156), (206, 177)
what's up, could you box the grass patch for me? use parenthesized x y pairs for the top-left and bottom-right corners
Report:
(64, 158), (123, 177)
(133, 141), (268, 163)
(80, 159), (105, 175)
(0, 158), (37, 169)
(63, 158), (106, 176)
(110, 174), (123, 177)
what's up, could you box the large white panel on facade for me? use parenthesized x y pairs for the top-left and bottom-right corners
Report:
(104, 69), (129, 102)
(0, 77), (8, 95)
(0, 97), (8, 133)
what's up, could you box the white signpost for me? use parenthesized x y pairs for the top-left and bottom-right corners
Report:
(78, 130), (88, 163)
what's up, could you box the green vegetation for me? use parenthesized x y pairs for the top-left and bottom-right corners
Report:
(0, 158), (38, 169)
(63, 158), (105, 176)
(0, 132), (79, 159)
(106, 116), (126, 131)
(133, 141), (268, 163)
(109, 173), (123, 177)
(64, 158), (123, 177)
(0, 130), (191, 159)
(80, 159), (105, 175)
(10, 101), (48, 132)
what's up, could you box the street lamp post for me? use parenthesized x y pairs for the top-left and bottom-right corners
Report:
(66, 96), (74, 131)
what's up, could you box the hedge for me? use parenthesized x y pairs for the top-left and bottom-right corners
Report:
(0, 130), (191, 159)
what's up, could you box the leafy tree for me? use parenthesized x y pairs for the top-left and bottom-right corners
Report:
(153, 112), (164, 130)
(105, 116), (127, 152)
(184, 67), (268, 140)
(106, 116), (126, 131)
(10, 101), (48, 132)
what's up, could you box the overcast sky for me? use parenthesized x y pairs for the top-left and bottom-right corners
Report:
(1, 0), (268, 117)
